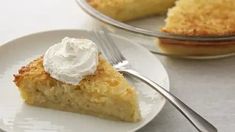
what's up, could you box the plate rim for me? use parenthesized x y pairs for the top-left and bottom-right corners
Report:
(0, 29), (170, 132)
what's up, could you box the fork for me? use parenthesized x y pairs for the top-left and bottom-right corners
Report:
(94, 30), (217, 132)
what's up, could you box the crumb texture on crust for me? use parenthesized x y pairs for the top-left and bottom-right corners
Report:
(14, 56), (141, 122)
(88, 0), (175, 21)
(162, 0), (235, 36)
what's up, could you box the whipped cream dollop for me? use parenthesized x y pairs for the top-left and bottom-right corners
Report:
(43, 37), (98, 85)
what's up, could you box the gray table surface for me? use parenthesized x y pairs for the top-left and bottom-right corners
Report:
(1, 0), (235, 131)
(139, 56), (235, 132)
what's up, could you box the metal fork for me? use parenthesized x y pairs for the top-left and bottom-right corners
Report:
(94, 30), (217, 132)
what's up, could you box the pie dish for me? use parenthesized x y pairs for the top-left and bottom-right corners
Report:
(87, 0), (235, 56)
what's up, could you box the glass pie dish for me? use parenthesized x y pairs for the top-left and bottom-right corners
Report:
(76, 0), (235, 59)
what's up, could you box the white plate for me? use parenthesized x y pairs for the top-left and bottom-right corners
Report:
(0, 29), (169, 132)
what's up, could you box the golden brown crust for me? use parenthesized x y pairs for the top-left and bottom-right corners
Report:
(14, 56), (48, 87)
(158, 38), (235, 55)
(162, 0), (235, 36)
(14, 56), (130, 94)
(88, 0), (175, 21)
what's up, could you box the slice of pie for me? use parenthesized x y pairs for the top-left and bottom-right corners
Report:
(88, 0), (175, 21)
(14, 56), (141, 122)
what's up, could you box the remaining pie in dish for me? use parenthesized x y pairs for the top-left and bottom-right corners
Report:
(162, 0), (235, 36)
(159, 0), (235, 55)
(89, 0), (235, 56)
(13, 37), (141, 122)
(88, 0), (175, 21)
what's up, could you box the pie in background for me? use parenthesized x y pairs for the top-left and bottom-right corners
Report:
(159, 0), (235, 56)
(88, 0), (176, 21)
(89, 0), (235, 56)
(162, 0), (235, 36)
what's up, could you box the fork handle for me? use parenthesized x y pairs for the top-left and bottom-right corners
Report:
(119, 68), (217, 132)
